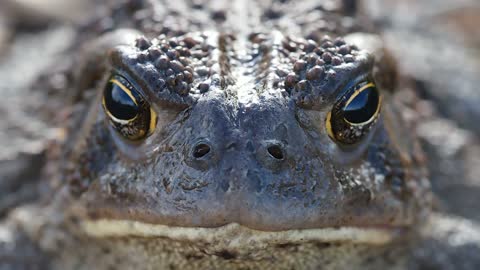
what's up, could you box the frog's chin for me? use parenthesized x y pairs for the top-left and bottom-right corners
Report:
(80, 218), (404, 247)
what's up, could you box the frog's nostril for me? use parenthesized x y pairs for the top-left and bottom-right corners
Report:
(193, 143), (211, 158)
(267, 144), (284, 160)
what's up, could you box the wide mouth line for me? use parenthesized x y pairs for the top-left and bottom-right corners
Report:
(81, 218), (402, 246)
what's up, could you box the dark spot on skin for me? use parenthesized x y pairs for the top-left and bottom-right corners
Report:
(211, 10), (227, 22)
(198, 83), (210, 93)
(275, 69), (287, 77)
(193, 143), (211, 158)
(334, 37), (346, 47)
(166, 49), (178, 59)
(166, 68), (175, 77)
(293, 60), (306, 72)
(322, 52), (333, 63)
(214, 250), (237, 260)
(275, 243), (300, 250)
(182, 37), (198, 48)
(175, 73), (184, 82)
(315, 242), (333, 249)
(267, 145), (284, 160)
(332, 56), (343, 66)
(169, 40), (178, 47)
(326, 70), (337, 79)
(135, 36), (151, 50)
(156, 79), (166, 89)
(284, 73), (298, 88)
(306, 55), (317, 65)
(101, 246), (111, 255)
(176, 82), (190, 95)
(342, 0), (358, 15)
(196, 67), (210, 77)
(305, 40), (317, 52)
(322, 41), (334, 49)
(263, 8), (283, 19)
(314, 47), (324, 56)
(179, 179), (209, 191)
(338, 44), (351, 55)
(184, 253), (204, 261)
(155, 56), (169, 69)
(306, 66), (324, 81)
(315, 58), (325, 66)
(166, 75), (175, 86)
(183, 71), (193, 83)
(170, 60), (185, 72)
(148, 48), (162, 59)
(296, 80), (308, 91)
(283, 39), (297, 52)
(163, 178), (173, 194)
(68, 175), (89, 196)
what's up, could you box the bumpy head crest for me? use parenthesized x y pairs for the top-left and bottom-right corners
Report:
(277, 35), (371, 109)
(109, 33), (226, 106)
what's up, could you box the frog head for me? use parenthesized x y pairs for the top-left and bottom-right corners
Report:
(64, 30), (431, 247)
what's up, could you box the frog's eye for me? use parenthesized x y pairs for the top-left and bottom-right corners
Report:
(102, 75), (157, 141)
(326, 81), (381, 145)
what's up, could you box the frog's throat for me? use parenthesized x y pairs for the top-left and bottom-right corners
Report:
(81, 219), (399, 247)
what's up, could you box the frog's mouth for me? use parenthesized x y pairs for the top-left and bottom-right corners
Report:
(80, 218), (403, 247)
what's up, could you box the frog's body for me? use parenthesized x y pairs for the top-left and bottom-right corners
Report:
(1, 0), (468, 269)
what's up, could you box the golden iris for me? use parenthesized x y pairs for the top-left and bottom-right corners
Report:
(326, 81), (382, 145)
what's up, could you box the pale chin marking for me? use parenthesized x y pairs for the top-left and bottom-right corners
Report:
(81, 219), (397, 248)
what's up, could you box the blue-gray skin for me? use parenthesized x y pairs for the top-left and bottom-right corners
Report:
(65, 31), (430, 231)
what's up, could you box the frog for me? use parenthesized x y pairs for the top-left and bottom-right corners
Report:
(1, 0), (479, 269)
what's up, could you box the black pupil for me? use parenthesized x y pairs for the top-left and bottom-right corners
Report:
(343, 86), (379, 124)
(104, 81), (139, 120)
(193, 144), (211, 158)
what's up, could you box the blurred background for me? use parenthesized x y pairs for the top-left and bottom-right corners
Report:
(0, 0), (478, 234)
